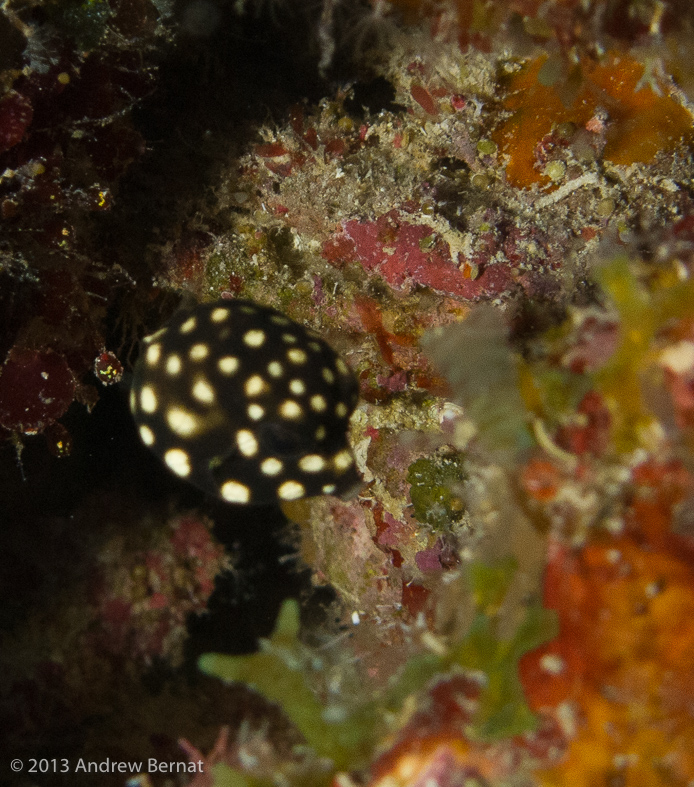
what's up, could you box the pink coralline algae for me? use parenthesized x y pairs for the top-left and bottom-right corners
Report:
(90, 513), (227, 665)
(414, 539), (457, 573)
(322, 209), (514, 300)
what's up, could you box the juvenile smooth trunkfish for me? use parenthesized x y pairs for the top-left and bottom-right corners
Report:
(130, 299), (360, 504)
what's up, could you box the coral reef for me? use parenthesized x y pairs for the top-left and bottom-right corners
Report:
(4, 0), (694, 785)
(192, 0), (694, 628)
(176, 3), (694, 784)
(186, 252), (694, 786)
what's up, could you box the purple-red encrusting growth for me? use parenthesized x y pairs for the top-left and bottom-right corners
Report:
(0, 348), (75, 434)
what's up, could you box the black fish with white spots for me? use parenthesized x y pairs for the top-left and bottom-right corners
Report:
(130, 299), (360, 504)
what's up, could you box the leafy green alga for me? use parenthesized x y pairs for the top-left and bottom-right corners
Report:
(200, 559), (557, 787)
(199, 599), (379, 774)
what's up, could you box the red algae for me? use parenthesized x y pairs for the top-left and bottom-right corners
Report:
(409, 83), (439, 115)
(323, 210), (512, 299)
(90, 511), (227, 664)
(0, 348), (75, 434)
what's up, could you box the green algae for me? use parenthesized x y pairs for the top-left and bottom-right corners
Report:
(199, 599), (379, 775)
(200, 560), (557, 784)
(519, 363), (592, 427)
(406, 452), (467, 531)
(453, 557), (557, 739)
(385, 557), (557, 741)
(422, 254), (694, 462)
(468, 554), (517, 614)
